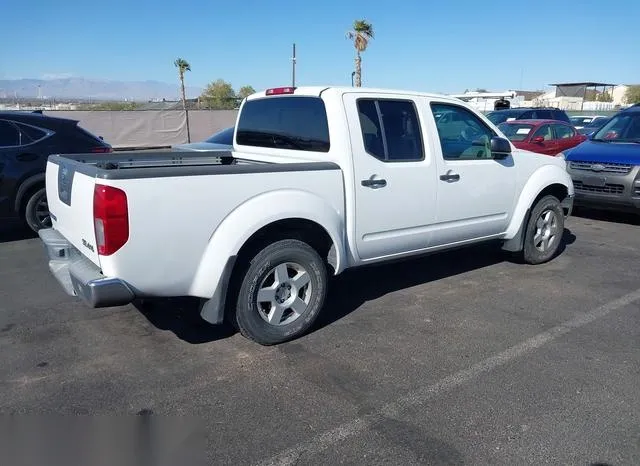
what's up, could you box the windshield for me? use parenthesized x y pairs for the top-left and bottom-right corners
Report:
(486, 110), (520, 125)
(585, 117), (608, 128)
(570, 117), (594, 126)
(204, 126), (234, 144)
(592, 113), (640, 142)
(497, 122), (534, 141)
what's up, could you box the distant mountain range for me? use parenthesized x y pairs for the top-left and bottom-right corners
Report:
(0, 78), (203, 101)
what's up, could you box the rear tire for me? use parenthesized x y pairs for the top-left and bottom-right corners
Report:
(24, 187), (51, 233)
(522, 195), (564, 265)
(231, 239), (328, 345)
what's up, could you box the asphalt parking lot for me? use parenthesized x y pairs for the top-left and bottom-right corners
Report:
(1, 211), (639, 465)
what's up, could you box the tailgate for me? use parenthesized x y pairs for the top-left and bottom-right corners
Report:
(45, 158), (101, 266)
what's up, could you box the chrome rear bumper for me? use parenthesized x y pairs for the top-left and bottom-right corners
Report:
(38, 228), (135, 308)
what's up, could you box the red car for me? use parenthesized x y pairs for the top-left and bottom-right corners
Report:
(497, 119), (587, 156)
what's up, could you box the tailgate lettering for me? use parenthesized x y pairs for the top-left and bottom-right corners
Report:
(82, 238), (95, 252)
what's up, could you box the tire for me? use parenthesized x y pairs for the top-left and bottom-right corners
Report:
(231, 239), (328, 345)
(24, 187), (52, 233)
(522, 195), (565, 265)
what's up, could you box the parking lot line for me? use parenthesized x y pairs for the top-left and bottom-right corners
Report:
(256, 287), (640, 466)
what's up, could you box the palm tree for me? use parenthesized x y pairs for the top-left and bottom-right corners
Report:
(346, 20), (374, 87)
(174, 58), (192, 142)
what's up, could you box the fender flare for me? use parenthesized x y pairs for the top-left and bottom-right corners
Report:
(14, 173), (46, 213)
(191, 188), (346, 304)
(502, 165), (573, 251)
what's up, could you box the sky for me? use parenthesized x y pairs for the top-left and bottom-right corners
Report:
(2, 0), (639, 93)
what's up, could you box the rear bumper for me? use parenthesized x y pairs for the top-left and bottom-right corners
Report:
(38, 228), (135, 308)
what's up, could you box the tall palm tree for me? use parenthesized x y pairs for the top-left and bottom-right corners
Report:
(346, 20), (374, 87)
(174, 58), (192, 142)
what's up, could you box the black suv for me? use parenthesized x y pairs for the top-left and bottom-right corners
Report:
(486, 107), (571, 125)
(0, 111), (112, 232)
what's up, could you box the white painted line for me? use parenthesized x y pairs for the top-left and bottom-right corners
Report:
(257, 288), (640, 466)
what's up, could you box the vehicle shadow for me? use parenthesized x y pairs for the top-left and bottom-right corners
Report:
(571, 207), (640, 226)
(315, 229), (576, 331)
(135, 228), (575, 344)
(0, 221), (38, 244)
(133, 297), (236, 344)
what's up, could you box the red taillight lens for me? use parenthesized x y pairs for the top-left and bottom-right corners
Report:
(93, 184), (129, 256)
(91, 147), (113, 153)
(265, 87), (296, 95)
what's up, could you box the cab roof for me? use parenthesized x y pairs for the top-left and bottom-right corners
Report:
(245, 86), (464, 104)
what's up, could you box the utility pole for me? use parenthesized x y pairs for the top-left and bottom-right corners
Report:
(292, 43), (296, 87)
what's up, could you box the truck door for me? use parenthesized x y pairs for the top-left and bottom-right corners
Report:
(343, 93), (438, 261)
(427, 101), (517, 246)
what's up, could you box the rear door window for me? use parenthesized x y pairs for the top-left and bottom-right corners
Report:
(16, 123), (48, 143)
(236, 96), (330, 152)
(0, 120), (20, 147)
(356, 98), (424, 162)
(553, 124), (575, 139)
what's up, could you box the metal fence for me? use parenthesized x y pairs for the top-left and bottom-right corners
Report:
(43, 110), (239, 149)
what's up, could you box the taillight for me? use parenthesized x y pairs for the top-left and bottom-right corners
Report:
(91, 147), (113, 153)
(93, 184), (129, 256)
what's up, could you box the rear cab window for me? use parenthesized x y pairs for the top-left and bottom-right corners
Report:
(236, 96), (330, 152)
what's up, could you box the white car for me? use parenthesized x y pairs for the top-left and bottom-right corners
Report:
(39, 85), (574, 345)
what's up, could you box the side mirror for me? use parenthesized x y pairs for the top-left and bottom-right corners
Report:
(490, 136), (511, 159)
(532, 136), (545, 143)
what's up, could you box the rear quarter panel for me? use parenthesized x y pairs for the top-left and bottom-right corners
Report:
(98, 168), (345, 297)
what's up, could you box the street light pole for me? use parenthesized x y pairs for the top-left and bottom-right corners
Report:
(292, 43), (296, 88)
(351, 72), (355, 87)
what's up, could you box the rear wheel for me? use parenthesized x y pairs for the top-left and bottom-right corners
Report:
(24, 187), (51, 232)
(522, 195), (564, 264)
(231, 239), (328, 345)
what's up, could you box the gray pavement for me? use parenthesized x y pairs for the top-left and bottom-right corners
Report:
(0, 212), (639, 465)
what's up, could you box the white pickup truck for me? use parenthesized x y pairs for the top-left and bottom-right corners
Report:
(39, 86), (574, 345)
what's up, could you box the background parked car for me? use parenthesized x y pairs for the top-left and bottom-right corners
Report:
(0, 111), (112, 232)
(486, 107), (571, 125)
(577, 116), (610, 136)
(570, 115), (609, 130)
(497, 119), (587, 156)
(172, 126), (234, 152)
(565, 104), (640, 214)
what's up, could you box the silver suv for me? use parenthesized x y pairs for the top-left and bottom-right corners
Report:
(565, 104), (640, 213)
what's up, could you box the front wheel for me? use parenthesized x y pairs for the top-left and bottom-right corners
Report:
(24, 188), (52, 233)
(232, 239), (328, 345)
(522, 195), (565, 265)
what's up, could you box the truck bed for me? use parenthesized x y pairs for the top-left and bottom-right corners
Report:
(47, 150), (338, 180)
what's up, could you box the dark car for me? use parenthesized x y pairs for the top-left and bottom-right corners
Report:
(577, 116), (610, 136)
(486, 107), (571, 125)
(565, 104), (640, 214)
(171, 126), (234, 152)
(0, 111), (112, 232)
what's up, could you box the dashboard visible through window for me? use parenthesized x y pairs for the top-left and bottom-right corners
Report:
(430, 103), (497, 160)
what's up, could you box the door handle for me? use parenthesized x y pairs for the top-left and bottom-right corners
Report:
(439, 172), (460, 182)
(361, 178), (387, 189)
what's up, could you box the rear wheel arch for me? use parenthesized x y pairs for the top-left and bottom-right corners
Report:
(15, 173), (46, 216)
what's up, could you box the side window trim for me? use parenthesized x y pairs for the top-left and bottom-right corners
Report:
(373, 100), (390, 157)
(356, 97), (425, 163)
